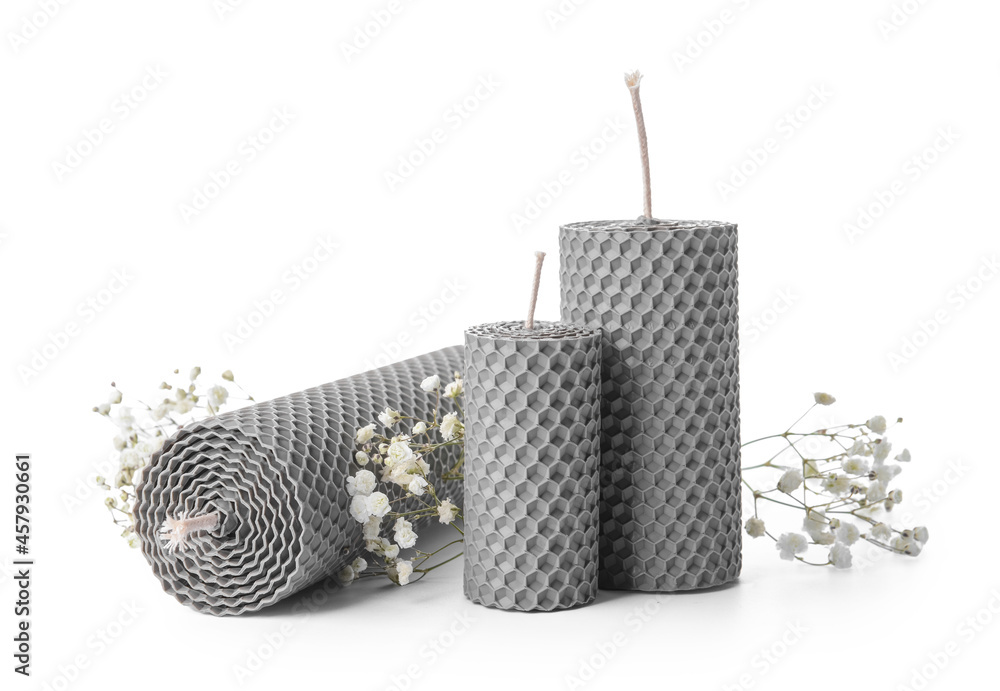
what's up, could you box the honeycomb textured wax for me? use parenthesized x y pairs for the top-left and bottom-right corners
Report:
(133, 347), (464, 615)
(559, 219), (742, 592)
(463, 321), (602, 611)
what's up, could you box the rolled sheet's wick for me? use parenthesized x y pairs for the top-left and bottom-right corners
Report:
(525, 251), (546, 330)
(159, 510), (220, 553)
(625, 70), (652, 220)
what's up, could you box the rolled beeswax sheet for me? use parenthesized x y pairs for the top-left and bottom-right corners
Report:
(559, 219), (742, 592)
(134, 346), (464, 616)
(464, 321), (601, 611)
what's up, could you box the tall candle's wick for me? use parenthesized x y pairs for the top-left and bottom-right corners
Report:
(525, 251), (546, 330)
(625, 70), (652, 220)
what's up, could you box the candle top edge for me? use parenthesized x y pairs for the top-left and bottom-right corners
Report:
(560, 218), (736, 233)
(466, 321), (600, 342)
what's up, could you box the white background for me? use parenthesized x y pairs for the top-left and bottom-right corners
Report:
(1, 1), (998, 689)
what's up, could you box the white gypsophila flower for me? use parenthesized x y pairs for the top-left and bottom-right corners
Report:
(352, 557), (367, 576)
(208, 385), (229, 408)
(152, 403), (169, 421)
(350, 494), (371, 522)
(388, 462), (414, 487)
(842, 457), (870, 476)
(848, 439), (868, 457)
(189, 366), (201, 381)
(347, 469), (377, 497)
(366, 492), (390, 518)
(378, 408), (402, 427)
(407, 476), (428, 496)
(119, 449), (142, 470)
(362, 515), (381, 539)
(395, 528), (417, 549)
(896, 448), (911, 463)
(96, 403), (111, 416)
(873, 440), (892, 463)
(803, 460), (821, 479)
(874, 463), (901, 485)
(889, 489), (903, 504)
(822, 474), (851, 496)
(386, 441), (414, 467)
(776, 533), (809, 561)
(396, 560), (414, 585)
(393, 518), (418, 549)
(173, 396), (195, 415)
(866, 482), (887, 504)
(835, 522), (861, 545)
(114, 407), (136, 431)
(437, 499), (458, 524)
(368, 538), (400, 560)
(803, 511), (835, 545)
(914, 526), (930, 543)
(420, 375), (441, 392)
(126, 533), (141, 549)
(872, 523), (892, 541)
(777, 469), (803, 494)
(440, 412), (464, 441)
(113, 436), (126, 451)
(108, 389), (123, 405)
(139, 437), (165, 456)
(337, 565), (356, 585)
(411, 421), (428, 435)
(355, 451), (370, 466)
(813, 392), (836, 406)
(356, 424), (376, 444)
(867, 415), (887, 434)
(745, 517), (766, 538)
(829, 542), (853, 569)
(892, 535), (922, 556)
(221, 370), (234, 382)
(444, 379), (463, 399)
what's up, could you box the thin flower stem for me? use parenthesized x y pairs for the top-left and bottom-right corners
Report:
(785, 404), (817, 433)
(416, 551), (462, 574)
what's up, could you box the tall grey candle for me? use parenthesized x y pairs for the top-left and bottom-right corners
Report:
(559, 219), (742, 591)
(133, 346), (464, 615)
(463, 321), (602, 611)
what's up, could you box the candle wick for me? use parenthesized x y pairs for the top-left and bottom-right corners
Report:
(625, 70), (652, 220)
(159, 510), (221, 553)
(525, 251), (546, 330)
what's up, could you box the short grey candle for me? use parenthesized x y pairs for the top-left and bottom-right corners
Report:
(559, 218), (742, 591)
(133, 347), (465, 616)
(463, 320), (602, 611)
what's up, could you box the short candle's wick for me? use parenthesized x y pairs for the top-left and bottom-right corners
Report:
(625, 70), (652, 220)
(525, 251), (546, 330)
(159, 510), (221, 553)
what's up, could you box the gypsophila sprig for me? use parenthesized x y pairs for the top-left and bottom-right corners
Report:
(93, 367), (253, 548)
(741, 393), (929, 568)
(341, 371), (465, 586)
